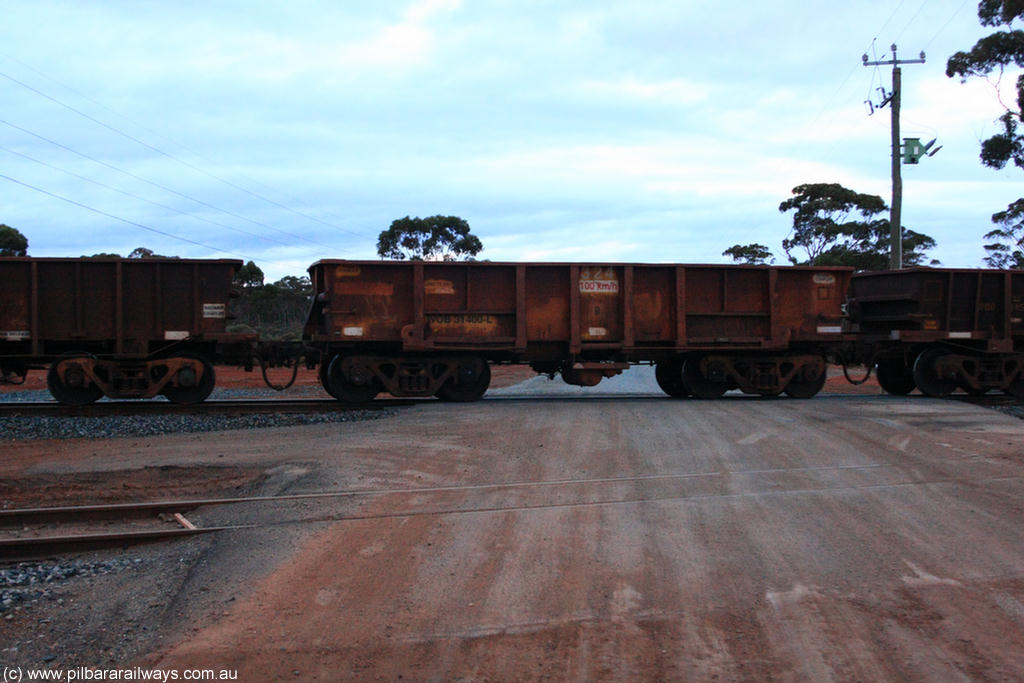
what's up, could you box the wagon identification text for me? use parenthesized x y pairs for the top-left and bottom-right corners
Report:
(334, 265), (361, 277)
(428, 314), (496, 325)
(425, 279), (456, 295)
(202, 303), (226, 319)
(579, 267), (619, 294)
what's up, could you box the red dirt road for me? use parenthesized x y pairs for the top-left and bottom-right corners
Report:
(132, 376), (1024, 682)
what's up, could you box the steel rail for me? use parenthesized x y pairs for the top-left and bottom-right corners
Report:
(8, 468), (1024, 563)
(0, 526), (232, 563)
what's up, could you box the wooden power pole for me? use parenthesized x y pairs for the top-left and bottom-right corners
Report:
(863, 44), (925, 270)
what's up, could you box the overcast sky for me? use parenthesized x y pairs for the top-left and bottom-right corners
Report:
(0, 1), (1019, 280)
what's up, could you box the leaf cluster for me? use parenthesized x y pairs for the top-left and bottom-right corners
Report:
(722, 243), (774, 265)
(234, 260), (265, 288)
(947, 2), (1024, 169)
(769, 183), (936, 270)
(779, 183), (887, 265)
(984, 198), (1024, 267)
(0, 224), (28, 256)
(377, 215), (483, 261)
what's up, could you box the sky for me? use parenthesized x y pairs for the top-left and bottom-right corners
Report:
(0, 0), (1020, 280)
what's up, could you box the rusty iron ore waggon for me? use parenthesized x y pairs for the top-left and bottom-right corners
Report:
(0, 257), (253, 405)
(304, 260), (853, 401)
(3, 257), (1021, 405)
(846, 267), (1024, 398)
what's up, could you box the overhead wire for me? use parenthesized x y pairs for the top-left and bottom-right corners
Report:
(894, 0), (932, 44)
(787, 2), (913, 164)
(923, 0), (972, 52)
(738, 0), (917, 259)
(0, 117), (343, 252)
(0, 49), (371, 238)
(0, 144), (297, 249)
(0, 171), (301, 268)
(0, 68), (372, 243)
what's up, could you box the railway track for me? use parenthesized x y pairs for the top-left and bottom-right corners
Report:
(0, 397), (415, 417)
(0, 390), (1018, 418)
(7, 458), (1024, 563)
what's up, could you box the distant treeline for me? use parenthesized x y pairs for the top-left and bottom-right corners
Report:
(229, 262), (311, 341)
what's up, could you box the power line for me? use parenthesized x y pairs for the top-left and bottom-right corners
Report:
(0, 68), (371, 242)
(0, 117), (342, 251)
(0, 172), (305, 270)
(0, 49), (372, 237)
(873, 0), (909, 43)
(894, 0), (930, 44)
(923, 0), (972, 52)
(0, 144), (296, 249)
(0, 172), (229, 256)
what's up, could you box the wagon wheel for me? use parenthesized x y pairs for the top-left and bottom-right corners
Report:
(161, 352), (216, 404)
(655, 359), (689, 398)
(1006, 380), (1024, 400)
(682, 355), (727, 399)
(875, 358), (916, 395)
(436, 358), (491, 402)
(46, 353), (104, 406)
(783, 359), (827, 399)
(326, 355), (380, 403)
(1006, 368), (1024, 400)
(318, 359), (342, 400)
(912, 348), (957, 398)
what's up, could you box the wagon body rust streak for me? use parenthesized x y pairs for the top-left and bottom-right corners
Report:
(304, 260), (853, 401)
(0, 257), (253, 405)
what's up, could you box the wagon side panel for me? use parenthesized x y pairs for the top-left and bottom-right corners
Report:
(775, 267), (850, 342)
(683, 266), (772, 346)
(0, 260), (32, 345)
(423, 264), (517, 343)
(318, 262), (413, 343)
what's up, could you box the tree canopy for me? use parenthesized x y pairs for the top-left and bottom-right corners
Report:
(377, 215), (483, 261)
(128, 246), (176, 259)
(722, 243), (774, 265)
(984, 198), (1024, 268)
(234, 260), (265, 288)
(725, 183), (936, 271)
(0, 224), (28, 256)
(947, 1), (1024, 267)
(946, 1), (1024, 171)
(777, 183), (936, 270)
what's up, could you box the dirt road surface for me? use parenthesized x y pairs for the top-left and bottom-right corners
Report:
(6, 367), (1024, 681)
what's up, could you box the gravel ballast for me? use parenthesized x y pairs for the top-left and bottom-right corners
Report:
(0, 409), (394, 441)
(0, 387), (396, 441)
(2, 559), (143, 614)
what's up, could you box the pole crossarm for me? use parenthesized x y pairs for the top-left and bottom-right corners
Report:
(863, 56), (926, 67)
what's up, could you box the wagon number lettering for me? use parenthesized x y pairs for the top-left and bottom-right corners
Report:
(430, 314), (495, 324)
(579, 267), (619, 294)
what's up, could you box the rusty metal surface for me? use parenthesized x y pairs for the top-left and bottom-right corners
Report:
(849, 267), (1024, 348)
(306, 260), (852, 357)
(0, 257), (243, 360)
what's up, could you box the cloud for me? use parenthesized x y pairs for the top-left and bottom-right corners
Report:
(404, 0), (462, 23)
(577, 77), (711, 105)
(175, 0), (464, 83)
